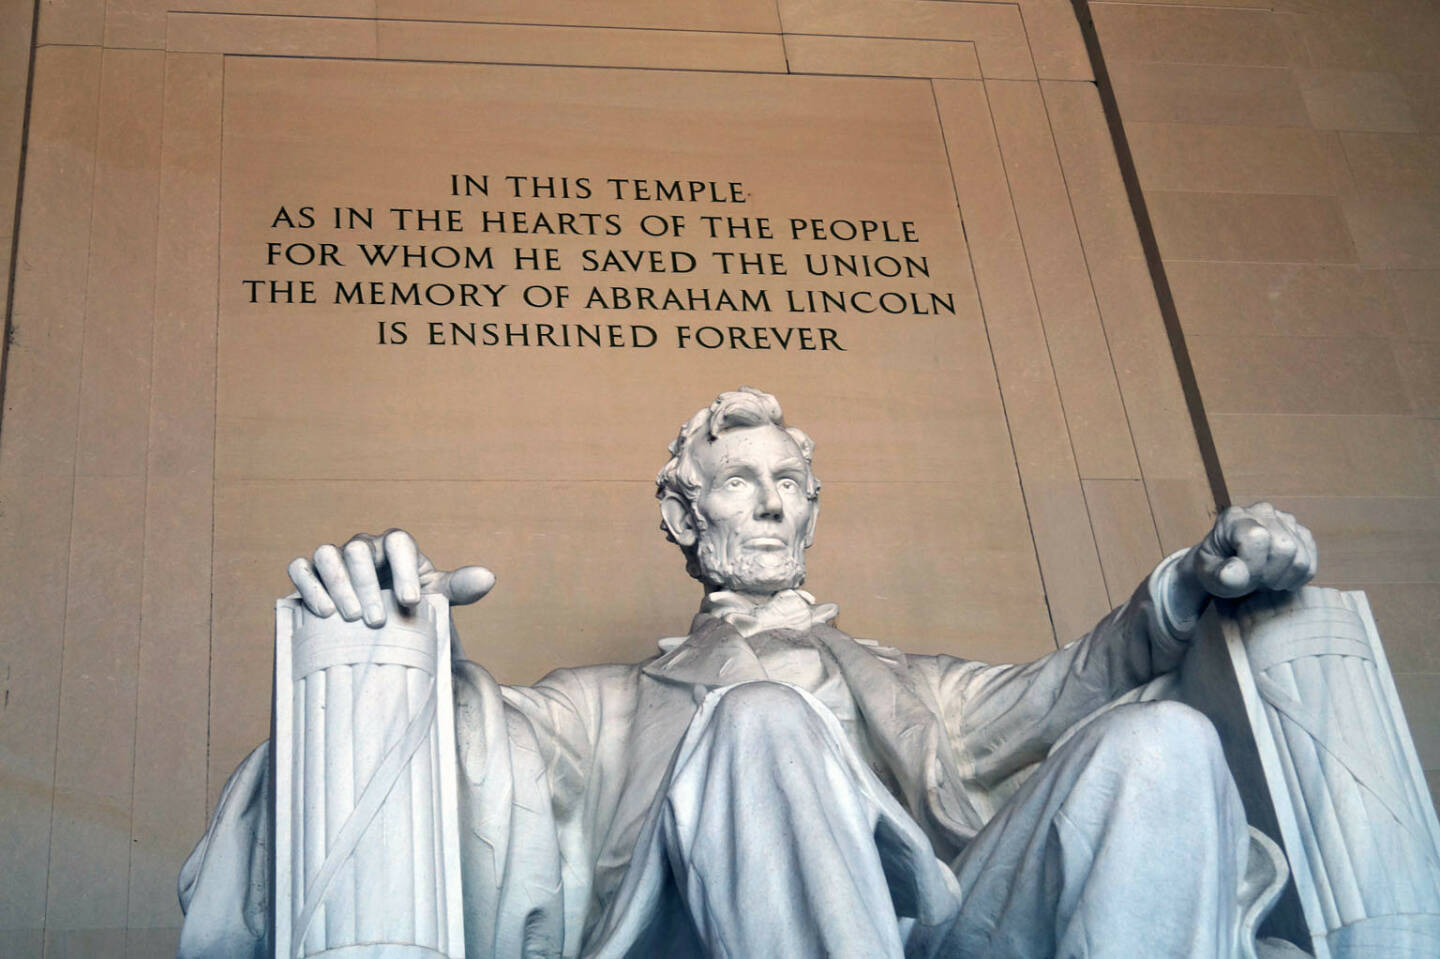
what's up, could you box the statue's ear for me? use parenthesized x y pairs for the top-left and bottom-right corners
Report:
(659, 494), (698, 548)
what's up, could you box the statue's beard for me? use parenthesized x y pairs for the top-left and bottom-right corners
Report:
(694, 531), (807, 594)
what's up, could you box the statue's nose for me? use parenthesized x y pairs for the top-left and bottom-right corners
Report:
(754, 481), (784, 519)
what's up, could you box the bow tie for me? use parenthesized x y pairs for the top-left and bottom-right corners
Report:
(657, 590), (840, 651)
(693, 589), (839, 639)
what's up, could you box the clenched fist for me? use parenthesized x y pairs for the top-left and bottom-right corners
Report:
(1168, 502), (1318, 629)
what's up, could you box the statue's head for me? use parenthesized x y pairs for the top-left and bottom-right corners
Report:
(657, 388), (820, 596)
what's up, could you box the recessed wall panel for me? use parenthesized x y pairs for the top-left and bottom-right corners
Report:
(208, 59), (1043, 793)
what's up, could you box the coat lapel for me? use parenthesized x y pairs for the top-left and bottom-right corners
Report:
(641, 617), (768, 688)
(811, 625), (987, 854)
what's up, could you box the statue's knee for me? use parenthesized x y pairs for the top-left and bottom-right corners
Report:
(707, 682), (816, 743)
(1085, 701), (1226, 783)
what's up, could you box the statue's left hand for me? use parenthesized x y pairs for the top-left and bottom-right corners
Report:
(1183, 502), (1318, 599)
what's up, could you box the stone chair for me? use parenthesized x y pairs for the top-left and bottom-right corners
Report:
(267, 587), (1440, 959)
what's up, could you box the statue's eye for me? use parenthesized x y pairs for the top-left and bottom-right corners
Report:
(725, 477), (748, 490)
(777, 478), (799, 493)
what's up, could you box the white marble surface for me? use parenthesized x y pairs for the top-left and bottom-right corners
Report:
(1209, 588), (1440, 958)
(272, 592), (464, 958)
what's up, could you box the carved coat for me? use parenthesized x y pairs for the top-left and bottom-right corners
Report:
(177, 565), (1190, 958)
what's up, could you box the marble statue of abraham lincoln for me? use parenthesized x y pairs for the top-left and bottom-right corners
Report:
(177, 386), (1319, 958)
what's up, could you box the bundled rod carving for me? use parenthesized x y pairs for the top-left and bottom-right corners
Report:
(272, 592), (465, 958)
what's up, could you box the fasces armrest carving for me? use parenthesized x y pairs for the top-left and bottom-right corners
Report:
(1182, 587), (1440, 959)
(271, 592), (466, 958)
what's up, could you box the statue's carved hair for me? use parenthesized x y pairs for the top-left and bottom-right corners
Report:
(656, 387), (819, 577)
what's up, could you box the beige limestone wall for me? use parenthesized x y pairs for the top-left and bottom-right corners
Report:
(0, 0), (35, 359)
(0, 0), (1231, 953)
(1085, 0), (1440, 819)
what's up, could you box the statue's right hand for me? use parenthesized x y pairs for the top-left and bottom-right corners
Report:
(287, 528), (495, 627)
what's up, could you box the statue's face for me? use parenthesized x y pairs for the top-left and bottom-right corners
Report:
(687, 424), (817, 594)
